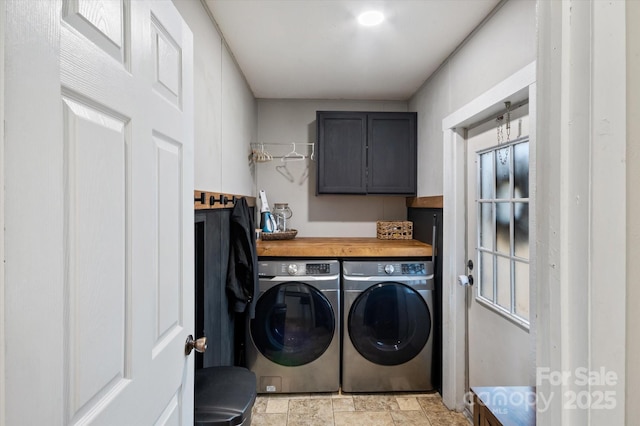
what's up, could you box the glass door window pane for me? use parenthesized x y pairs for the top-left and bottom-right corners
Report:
(496, 256), (511, 310)
(479, 202), (494, 250)
(514, 202), (529, 259)
(495, 202), (511, 254)
(515, 261), (529, 320)
(479, 251), (494, 301)
(495, 147), (510, 199)
(514, 142), (529, 198)
(480, 152), (494, 199)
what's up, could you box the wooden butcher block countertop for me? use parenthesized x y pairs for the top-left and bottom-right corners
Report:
(256, 237), (432, 258)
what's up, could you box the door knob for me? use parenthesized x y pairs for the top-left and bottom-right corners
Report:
(457, 274), (474, 287)
(185, 335), (207, 355)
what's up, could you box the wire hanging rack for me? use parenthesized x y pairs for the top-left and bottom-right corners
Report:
(250, 142), (315, 162)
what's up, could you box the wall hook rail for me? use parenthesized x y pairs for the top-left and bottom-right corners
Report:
(194, 190), (255, 210)
(209, 194), (237, 206)
(195, 192), (206, 204)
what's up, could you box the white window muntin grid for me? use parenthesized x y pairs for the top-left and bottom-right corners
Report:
(475, 136), (529, 326)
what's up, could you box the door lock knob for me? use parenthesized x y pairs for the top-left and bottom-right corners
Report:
(185, 335), (207, 355)
(458, 274), (474, 287)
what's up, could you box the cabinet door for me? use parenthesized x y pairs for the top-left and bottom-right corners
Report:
(367, 112), (417, 195)
(317, 111), (367, 194)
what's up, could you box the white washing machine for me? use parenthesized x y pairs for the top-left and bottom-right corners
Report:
(247, 259), (340, 393)
(342, 260), (434, 392)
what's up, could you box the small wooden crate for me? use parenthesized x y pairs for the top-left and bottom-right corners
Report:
(376, 221), (413, 240)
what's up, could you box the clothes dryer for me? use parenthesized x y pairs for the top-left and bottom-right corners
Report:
(247, 259), (340, 393)
(342, 260), (434, 392)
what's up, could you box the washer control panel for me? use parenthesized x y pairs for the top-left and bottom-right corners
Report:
(259, 261), (339, 277)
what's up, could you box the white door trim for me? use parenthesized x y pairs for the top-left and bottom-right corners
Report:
(535, 1), (627, 424)
(1, 3), (6, 423)
(441, 61), (536, 410)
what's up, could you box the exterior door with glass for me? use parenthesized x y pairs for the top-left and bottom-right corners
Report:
(465, 103), (533, 389)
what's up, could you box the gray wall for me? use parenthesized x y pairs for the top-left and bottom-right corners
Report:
(255, 99), (409, 237)
(409, 0), (536, 196)
(173, 0), (256, 196)
(408, 0), (537, 398)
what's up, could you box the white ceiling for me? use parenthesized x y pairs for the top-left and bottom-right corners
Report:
(204, 0), (502, 101)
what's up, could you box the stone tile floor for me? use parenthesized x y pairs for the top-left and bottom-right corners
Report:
(251, 391), (471, 425)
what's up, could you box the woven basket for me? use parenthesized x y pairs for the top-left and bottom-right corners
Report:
(376, 221), (413, 240)
(261, 229), (298, 240)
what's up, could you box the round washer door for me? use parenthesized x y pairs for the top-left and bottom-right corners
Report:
(251, 282), (335, 366)
(348, 282), (431, 366)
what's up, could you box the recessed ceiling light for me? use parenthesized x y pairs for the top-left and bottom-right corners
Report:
(358, 10), (384, 27)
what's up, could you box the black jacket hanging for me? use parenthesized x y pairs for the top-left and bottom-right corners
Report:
(226, 197), (258, 318)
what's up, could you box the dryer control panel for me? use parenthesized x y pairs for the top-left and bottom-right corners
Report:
(401, 263), (427, 275)
(376, 262), (427, 276)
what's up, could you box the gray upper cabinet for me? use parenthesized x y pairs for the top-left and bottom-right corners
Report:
(316, 111), (368, 194)
(316, 111), (417, 195)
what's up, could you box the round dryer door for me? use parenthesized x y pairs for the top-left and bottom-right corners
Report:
(348, 282), (431, 366)
(251, 282), (335, 366)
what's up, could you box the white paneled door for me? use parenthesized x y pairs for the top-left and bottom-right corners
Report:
(3, 0), (194, 424)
